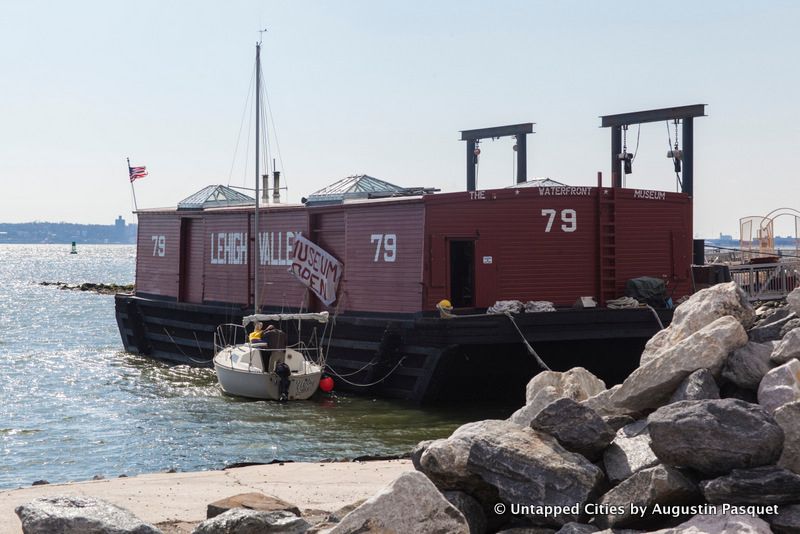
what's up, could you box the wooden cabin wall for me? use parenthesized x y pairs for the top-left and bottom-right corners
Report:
(339, 201), (425, 314)
(202, 212), (250, 305)
(257, 208), (309, 310)
(614, 189), (693, 300)
(135, 213), (181, 299)
(423, 188), (599, 308)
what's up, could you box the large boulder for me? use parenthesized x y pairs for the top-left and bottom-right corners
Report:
(640, 282), (753, 366)
(594, 465), (700, 529)
(758, 358), (800, 413)
(788, 288), (800, 315)
(721, 341), (776, 390)
(701, 466), (800, 505)
(774, 402), (800, 475)
(668, 369), (719, 403)
(418, 419), (604, 526)
(611, 316), (748, 412)
(410, 439), (438, 471)
(580, 385), (631, 418)
(15, 496), (161, 534)
(749, 307), (797, 342)
(529, 398), (615, 460)
(443, 491), (487, 534)
(206, 492), (300, 519)
(647, 399), (784, 475)
(648, 513), (773, 533)
(192, 509), (308, 533)
(602, 420), (660, 484)
(514, 369), (607, 426)
(772, 329), (800, 365)
(330, 471), (469, 534)
(770, 504), (800, 534)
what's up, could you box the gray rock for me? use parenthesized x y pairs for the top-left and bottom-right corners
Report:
(530, 398), (615, 460)
(774, 401), (800, 475)
(612, 316), (748, 412)
(648, 399), (784, 475)
(410, 439), (437, 471)
(325, 500), (365, 523)
(525, 368), (607, 407)
(192, 509), (308, 533)
(581, 385), (634, 419)
(789, 288), (800, 315)
(701, 466), (800, 505)
(510, 397), (556, 428)
(749, 308), (797, 342)
(419, 419), (604, 526)
(556, 523), (599, 534)
(772, 328), (800, 364)
(722, 341), (776, 390)
(771, 504), (800, 534)
(595, 465), (700, 529)
(444, 491), (487, 534)
(602, 415), (635, 432)
(603, 420), (660, 484)
(330, 471), (469, 534)
(206, 492), (300, 519)
(15, 496), (162, 534)
(641, 282), (753, 366)
(758, 358), (800, 413)
(669, 369), (719, 402)
(649, 512), (772, 533)
(780, 319), (800, 339)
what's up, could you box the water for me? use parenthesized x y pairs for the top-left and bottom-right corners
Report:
(0, 244), (511, 489)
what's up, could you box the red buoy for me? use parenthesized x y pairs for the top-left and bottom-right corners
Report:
(319, 376), (334, 393)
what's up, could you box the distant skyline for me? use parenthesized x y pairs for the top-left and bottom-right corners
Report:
(1, 1), (798, 237)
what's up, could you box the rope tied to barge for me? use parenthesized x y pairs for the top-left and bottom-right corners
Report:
(503, 312), (551, 371)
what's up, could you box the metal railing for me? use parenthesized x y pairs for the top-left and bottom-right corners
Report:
(729, 261), (800, 302)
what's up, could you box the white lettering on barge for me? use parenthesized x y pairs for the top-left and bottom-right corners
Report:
(538, 186), (592, 196)
(634, 189), (667, 200)
(210, 232), (248, 265)
(259, 231), (300, 266)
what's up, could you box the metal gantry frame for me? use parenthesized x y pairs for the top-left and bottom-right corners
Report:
(460, 123), (534, 192)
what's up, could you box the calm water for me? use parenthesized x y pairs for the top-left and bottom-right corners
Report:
(0, 244), (510, 489)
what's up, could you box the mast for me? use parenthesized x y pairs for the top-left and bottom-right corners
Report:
(253, 42), (261, 314)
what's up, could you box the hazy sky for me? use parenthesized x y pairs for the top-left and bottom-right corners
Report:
(1, 1), (798, 237)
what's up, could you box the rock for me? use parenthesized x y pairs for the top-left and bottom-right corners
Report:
(781, 319), (800, 339)
(330, 471), (469, 533)
(15, 496), (162, 534)
(419, 420), (604, 526)
(772, 329), (800, 364)
(595, 465), (700, 529)
(612, 317), (748, 412)
(640, 282), (753, 366)
(410, 439), (437, 471)
(788, 288), (800, 315)
(602, 415), (635, 432)
(31, 480), (49, 486)
(721, 341), (776, 390)
(556, 524), (599, 534)
(603, 420), (660, 485)
(649, 512), (773, 533)
(525, 368), (607, 407)
(648, 399), (784, 475)
(770, 504), (800, 534)
(758, 358), (800, 413)
(192, 508), (308, 533)
(774, 401), (800, 475)
(206, 492), (300, 519)
(581, 385), (629, 418)
(510, 393), (557, 427)
(668, 369), (719, 403)
(443, 491), (487, 534)
(749, 308), (797, 342)
(325, 499), (365, 523)
(530, 398), (614, 460)
(701, 466), (800, 505)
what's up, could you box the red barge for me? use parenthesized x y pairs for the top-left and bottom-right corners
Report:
(116, 105), (705, 403)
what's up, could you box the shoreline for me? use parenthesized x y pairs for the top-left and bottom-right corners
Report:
(0, 459), (413, 534)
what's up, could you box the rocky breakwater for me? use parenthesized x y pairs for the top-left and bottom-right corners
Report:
(14, 281), (800, 533)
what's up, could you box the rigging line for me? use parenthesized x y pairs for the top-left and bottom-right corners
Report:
(325, 357), (407, 387)
(632, 123), (642, 160)
(262, 83), (286, 193)
(227, 63), (257, 187)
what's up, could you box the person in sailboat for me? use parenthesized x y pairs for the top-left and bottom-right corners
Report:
(249, 323), (274, 343)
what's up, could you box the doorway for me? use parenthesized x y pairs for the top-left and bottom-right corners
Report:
(449, 240), (475, 307)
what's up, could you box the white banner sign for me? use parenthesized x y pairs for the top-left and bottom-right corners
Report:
(288, 234), (343, 306)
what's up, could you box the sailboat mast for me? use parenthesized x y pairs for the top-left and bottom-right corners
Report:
(254, 42), (261, 315)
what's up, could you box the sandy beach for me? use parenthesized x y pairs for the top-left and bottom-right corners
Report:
(0, 460), (413, 533)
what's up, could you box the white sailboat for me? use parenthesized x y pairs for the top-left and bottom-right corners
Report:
(212, 40), (326, 401)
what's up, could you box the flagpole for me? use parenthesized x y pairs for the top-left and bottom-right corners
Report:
(127, 157), (139, 212)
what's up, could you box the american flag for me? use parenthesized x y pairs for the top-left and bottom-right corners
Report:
(129, 165), (148, 182)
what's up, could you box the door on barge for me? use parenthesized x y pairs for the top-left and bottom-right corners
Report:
(178, 217), (204, 303)
(449, 239), (475, 307)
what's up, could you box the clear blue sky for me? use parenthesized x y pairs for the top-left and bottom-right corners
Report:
(1, 1), (798, 237)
